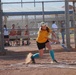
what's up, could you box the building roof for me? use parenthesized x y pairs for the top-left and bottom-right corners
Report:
(3, 11), (73, 16)
(62, 0), (76, 2)
(62, 5), (74, 10)
(69, 0), (76, 2)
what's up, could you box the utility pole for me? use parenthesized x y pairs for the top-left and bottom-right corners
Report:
(65, 0), (71, 48)
(0, 0), (5, 55)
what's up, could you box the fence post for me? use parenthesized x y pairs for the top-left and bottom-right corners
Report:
(0, 0), (5, 55)
(42, 2), (45, 22)
(73, 1), (76, 48)
(65, 0), (71, 48)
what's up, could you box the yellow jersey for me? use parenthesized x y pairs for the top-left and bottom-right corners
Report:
(36, 27), (52, 43)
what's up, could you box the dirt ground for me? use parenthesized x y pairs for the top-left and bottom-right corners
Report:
(0, 40), (76, 75)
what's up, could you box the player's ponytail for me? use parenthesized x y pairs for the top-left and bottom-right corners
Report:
(46, 27), (50, 32)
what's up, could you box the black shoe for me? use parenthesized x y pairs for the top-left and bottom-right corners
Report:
(31, 56), (35, 64)
(53, 59), (58, 63)
(62, 42), (65, 44)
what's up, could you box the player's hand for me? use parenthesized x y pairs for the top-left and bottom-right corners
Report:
(48, 38), (60, 43)
(54, 39), (60, 44)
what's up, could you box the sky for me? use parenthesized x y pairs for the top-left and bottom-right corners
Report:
(1, 0), (65, 6)
(1, 0), (73, 12)
(1, 0), (73, 21)
(1, 0), (64, 1)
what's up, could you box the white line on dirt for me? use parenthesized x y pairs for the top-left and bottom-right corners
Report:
(0, 62), (76, 70)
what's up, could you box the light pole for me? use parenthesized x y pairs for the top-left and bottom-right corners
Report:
(0, 0), (5, 54)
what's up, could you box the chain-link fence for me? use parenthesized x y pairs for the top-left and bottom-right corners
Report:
(0, 0), (76, 49)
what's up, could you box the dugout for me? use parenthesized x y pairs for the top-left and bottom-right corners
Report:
(0, 0), (76, 54)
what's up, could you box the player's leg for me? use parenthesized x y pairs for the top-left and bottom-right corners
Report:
(46, 41), (58, 63)
(61, 32), (65, 44)
(31, 49), (44, 63)
(26, 42), (45, 64)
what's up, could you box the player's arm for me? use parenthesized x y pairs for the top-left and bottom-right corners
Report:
(49, 27), (56, 38)
(48, 27), (59, 42)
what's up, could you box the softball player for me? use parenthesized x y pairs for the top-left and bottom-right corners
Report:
(26, 22), (58, 64)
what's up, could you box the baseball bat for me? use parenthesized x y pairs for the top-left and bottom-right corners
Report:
(49, 38), (69, 51)
(60, 44), (69, 51)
